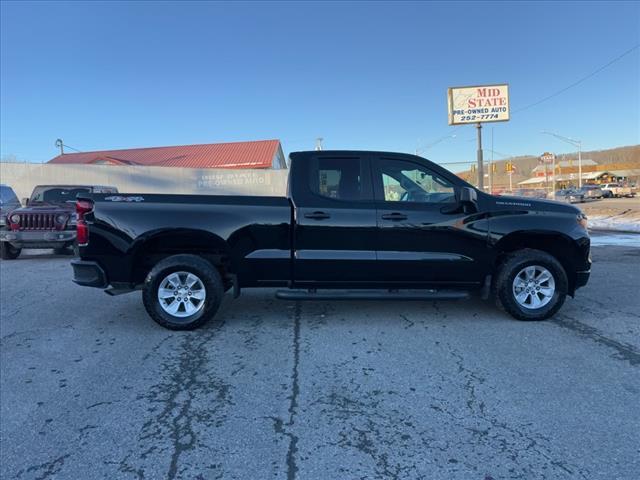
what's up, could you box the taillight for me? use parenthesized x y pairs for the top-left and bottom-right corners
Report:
(76, 200), (94, 246)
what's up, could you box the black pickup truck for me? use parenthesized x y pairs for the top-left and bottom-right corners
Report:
(72, 151), (590, 330)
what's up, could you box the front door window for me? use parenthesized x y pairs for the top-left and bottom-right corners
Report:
(378, 159), (456, 204)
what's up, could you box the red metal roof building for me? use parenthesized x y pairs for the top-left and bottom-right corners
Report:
(47, 139), (287, 169)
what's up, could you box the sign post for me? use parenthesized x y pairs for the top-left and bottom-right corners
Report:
(540, 152), (556, 196)
(476, 123), (483, 189)
(448, 84), (510, 189)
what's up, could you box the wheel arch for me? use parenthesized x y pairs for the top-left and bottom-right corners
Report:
(493, 231), (583, 295)
(129, 228), (232, 285)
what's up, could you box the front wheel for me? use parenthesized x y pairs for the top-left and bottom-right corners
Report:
(495, 249), (568, 321)
(0, 242), (21, 260)
(142, 254), (225, 330)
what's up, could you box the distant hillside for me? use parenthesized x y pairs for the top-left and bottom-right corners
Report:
(457, 145), (640, 187)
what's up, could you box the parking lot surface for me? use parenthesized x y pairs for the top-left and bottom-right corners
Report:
(1, 246), (639, 480)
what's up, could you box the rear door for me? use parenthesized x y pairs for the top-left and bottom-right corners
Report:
(292, 153), (378, 286)
(372, 155), (490, 287)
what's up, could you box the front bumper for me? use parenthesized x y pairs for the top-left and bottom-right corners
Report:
(575, 270), (591, 289)
(0, 229), (76, 247)
(71, 260), (108, 288)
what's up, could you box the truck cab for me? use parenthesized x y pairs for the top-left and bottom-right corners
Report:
(287, 151), (491, 288)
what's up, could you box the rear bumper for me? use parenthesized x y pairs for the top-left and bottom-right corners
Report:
(0, 229), (76, 247)
(71, 260), (108, 288)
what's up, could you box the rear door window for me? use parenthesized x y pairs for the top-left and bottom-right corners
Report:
(309, 157), (372, 202)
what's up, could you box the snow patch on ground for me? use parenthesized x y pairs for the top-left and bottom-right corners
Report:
(590, 232), (640, 247)
(589, 215), (640, 233)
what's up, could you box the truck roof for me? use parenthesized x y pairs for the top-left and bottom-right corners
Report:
(289, 150), (471, 188)
(33, 184), (116, 189)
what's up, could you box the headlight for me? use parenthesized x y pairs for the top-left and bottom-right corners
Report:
(68, 213), (77, 225)
(577, 212), (588, 229)
(9, 214), (20, 224)
(0, 215), (6, 226)
(56, 214), (68, 224)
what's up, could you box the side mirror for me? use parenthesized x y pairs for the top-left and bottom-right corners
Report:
(459, 187), (477, 205)
(21, 197), (29, 207)
(441, 187), (478, 214)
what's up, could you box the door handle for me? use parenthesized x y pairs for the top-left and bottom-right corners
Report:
(304, 211), (331, 220)
(381, 212), (408, 221)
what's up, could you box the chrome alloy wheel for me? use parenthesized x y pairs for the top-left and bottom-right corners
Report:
(512, 265), (555, 310)
(157, 271), (206, 318)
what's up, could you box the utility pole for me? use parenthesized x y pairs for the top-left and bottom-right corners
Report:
(489, 127), (494, 194)
(577, 140), (582, 189)
(552, 154), (556, 196)
(315, 137), (323, 151)
(55, 138), (64, 155)
(476, 123), (483, 189)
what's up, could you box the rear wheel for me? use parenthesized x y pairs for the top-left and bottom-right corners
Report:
(495, 249), (567, 321)
(142, 254), (224, 330)
(0, 242), (21, 260)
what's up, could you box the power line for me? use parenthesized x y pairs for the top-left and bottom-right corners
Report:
(418, 43), (639, 151)
(513, 43), (639, 114)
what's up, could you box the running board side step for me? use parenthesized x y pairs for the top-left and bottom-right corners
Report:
(275, 289), (469, 301)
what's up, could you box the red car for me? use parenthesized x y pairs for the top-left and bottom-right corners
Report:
(0, 184), (117, 259)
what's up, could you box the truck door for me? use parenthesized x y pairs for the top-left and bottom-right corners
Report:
(372, 154), (490, 287)
(292, 153), (378, 286)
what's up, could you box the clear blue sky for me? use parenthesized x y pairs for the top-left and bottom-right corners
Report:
(1, 1), (638, 168)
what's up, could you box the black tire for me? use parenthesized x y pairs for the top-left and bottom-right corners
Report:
(0, 242), (21, 260)
(142, 254), (225, 330)
(495, 249), (567, 321)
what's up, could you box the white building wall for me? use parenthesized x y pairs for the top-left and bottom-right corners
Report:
(0, 163), (289, 200)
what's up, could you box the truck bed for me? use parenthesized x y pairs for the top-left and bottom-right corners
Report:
(79, 193), (292, 286)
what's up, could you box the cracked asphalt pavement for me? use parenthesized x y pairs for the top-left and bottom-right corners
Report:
(1, 245), (639, 479)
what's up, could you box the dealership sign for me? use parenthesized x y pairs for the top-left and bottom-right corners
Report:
(539, 152), (555, 164)
(447, 84), (510, 125)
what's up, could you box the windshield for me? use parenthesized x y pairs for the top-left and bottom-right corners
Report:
(29, 186), (91, 204)
(0, 185), (19, 205)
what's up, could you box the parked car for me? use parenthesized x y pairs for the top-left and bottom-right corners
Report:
(71, 150), (590, 330)
(0, 184), (117, 259)
(510, 188), (548, 199)
(0, 184), (20, 217)
(600, 183), (633, 198)
(579, 185), (604, 200)
(0, 184), (21, 237)
(554, 189), (584, 203)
